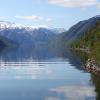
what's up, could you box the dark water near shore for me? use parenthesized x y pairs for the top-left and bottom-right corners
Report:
(0, 47), (99, 100)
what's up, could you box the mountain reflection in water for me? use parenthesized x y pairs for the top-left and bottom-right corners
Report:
(0, 47), (99, 100)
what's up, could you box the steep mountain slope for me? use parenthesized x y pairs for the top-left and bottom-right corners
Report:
(0, 35), (17, 51)
(62, 15), (100, 43)
(0, 39), (6, 49)
(71, 20), (100, 61)
(49, 15), (100, 53)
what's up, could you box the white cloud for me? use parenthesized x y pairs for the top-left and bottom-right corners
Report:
(15, 15), (43, 21)
(15, 15), (53, 27)
(15, 15), (53, 22)
(48, 0), (97, 8)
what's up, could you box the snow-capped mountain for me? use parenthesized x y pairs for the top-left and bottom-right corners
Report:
(50, 28), (66, 34)
(0, 21), (35, 29)
(0, 21), (59, 48)
(0, 21), (50, 30)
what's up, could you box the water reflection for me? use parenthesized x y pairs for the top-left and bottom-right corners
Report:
(0, 47), (99, 100)
(91, 75), (100, 100)
(0, 60), (89, 80)
(70, 50), (100, 100)
(47, 85), (96, 100)
(0, 61), (71, 79)
(0, 47), (86, 72)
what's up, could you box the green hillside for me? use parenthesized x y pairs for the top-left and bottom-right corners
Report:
(70, 21), (100, 61)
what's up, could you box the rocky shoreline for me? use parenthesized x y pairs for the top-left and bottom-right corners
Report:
(84, 59), (100, 76)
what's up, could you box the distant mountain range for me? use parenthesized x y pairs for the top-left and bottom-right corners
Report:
(0, 15), (100, 50)
(0, 21), (65, 48)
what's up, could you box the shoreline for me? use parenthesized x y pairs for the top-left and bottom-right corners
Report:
(84, 59), (100, 76)
(70, 48), (90, 53)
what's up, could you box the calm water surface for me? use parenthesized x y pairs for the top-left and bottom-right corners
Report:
(0, 47), (99, 100)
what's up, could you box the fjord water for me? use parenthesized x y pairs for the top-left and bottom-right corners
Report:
(0, 47), (99, 100)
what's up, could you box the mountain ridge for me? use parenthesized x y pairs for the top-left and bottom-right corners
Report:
(0, 21), (65, 48)
(62, 15), (100, 41)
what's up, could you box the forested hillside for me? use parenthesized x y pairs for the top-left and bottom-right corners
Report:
(71, 21), (100, 61)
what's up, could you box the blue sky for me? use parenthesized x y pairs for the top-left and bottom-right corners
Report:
(0, 0), (100, 29)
